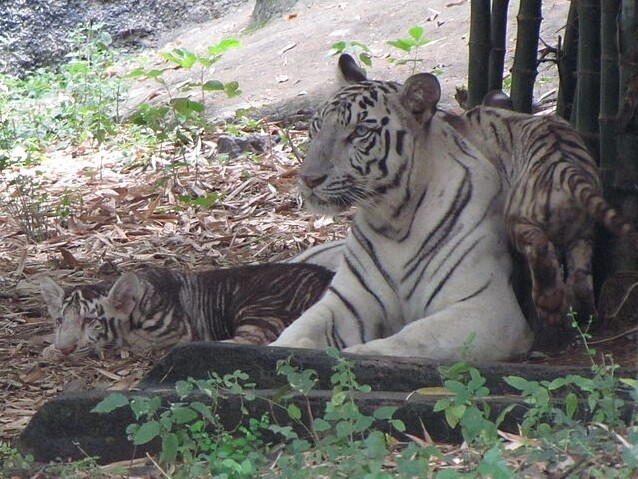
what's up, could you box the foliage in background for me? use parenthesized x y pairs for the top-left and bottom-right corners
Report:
(126, 38), (240, 138)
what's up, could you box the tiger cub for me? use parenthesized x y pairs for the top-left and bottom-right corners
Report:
(40, 263), (333, 358)
(455, 92), (638, 326)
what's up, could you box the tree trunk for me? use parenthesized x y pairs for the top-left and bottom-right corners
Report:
(251, 0), (298, 26)
(467, 1), (491, 108)
(556, 1), (578, 120)
(574, 0), (601, 159)
(488, 0), (510, 92)
(510, 0), (542, 113)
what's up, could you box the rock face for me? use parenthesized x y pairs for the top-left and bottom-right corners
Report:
(0, 0), (247, 77)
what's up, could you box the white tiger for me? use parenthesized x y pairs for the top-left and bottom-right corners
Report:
(272, 56), (533, 361)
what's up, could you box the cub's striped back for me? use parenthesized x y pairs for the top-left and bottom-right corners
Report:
(459, 97), (638, 326)
(40, 263), (333, 358)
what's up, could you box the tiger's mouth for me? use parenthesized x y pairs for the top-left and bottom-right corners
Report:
(300, 188), (353, 215)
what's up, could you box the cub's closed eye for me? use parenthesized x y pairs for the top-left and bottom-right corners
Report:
(83, 317), (97, 325)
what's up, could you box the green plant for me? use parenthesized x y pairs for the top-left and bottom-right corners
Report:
(3, 174), (52, 242)
(387, 26), (432, 74)
(329, 40), (373, 67)
(0, 442), (34, 474)
(433, 362), (502, 446)
(127, 39), (240, 136)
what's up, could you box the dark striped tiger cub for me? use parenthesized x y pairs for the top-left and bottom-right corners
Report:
(40, 263), (333, 358)
(272, 55), (534, 361)
(457, 91), (638, 326)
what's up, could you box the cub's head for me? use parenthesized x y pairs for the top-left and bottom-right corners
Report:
(40, 277), (111, 357)
(298, 54), (441, 215)
(40, 273), (142, 357)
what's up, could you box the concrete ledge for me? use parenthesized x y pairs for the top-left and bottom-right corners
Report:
(19, 343), (636, 464)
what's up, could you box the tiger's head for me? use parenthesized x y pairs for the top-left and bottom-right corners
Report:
(298, 54), (442, 215)
(40, 274), (141, 358)
(40, 277), (112, 357)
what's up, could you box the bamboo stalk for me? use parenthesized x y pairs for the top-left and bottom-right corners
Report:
(574, 0), (601, 160)
(488, 0), (510, 92)
(599, 0), (620, 172)
(467, 1), (491, 108)
(510, 0), (542, 113)
(612, 0), (638, 270)
(556, 1), (578, 120)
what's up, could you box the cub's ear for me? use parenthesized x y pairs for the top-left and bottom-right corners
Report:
(483, 90), (513, 110)
(400, 73), (441, 124)
(40, 276), (65, 317)
(338, 54), (367, 84)
(105, 272), (141, 316)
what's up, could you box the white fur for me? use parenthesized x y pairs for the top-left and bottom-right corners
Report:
(273, 77), (533, 361)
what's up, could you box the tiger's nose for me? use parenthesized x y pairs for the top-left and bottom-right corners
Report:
(59, 344), (77, 355)
(299, 174), (327, 188)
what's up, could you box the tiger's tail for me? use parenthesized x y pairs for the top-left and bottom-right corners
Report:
(580, 183), (638, 249)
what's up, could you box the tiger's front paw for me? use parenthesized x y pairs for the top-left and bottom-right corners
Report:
(272, 336), (319, 349)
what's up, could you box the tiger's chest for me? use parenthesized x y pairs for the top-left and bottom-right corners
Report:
(345, 144), (509, 324)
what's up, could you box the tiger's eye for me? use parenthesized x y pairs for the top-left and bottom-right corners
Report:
(354, 124), (370, 137)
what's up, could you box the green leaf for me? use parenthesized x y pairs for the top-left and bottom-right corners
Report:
(159, 432), (178, 464)
(331, 390), (347, 406)
(132, 420), (161, 445)
(359, 52), (372, 67)
(387, 39), (414, 52)
(161, 48), (197, 68)
(224, 81), (241, 98)
(373, 406), (397, 420)
(202, 80), (225, 91)
(408, 26), (424, 41)
(170, 98), (205, 116)
(444, 404), (466, 428)
(390, 419), (406, 432)
(312, 417), (331, 432)
(175, 380), (193, 398)
(287, 403), (302, 420)
(91, 393), (129, 413)
(171, 406), (198, 424)
(565, 392), (578, 419)
(125, 67), (147, 79)
(329, 41), (346, 54)
(207, 38), (241, 56)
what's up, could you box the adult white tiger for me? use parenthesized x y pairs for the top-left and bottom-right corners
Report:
(272, 56), (533, 361)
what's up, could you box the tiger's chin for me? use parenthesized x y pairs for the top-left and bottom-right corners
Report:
(302, 194), (352, 216)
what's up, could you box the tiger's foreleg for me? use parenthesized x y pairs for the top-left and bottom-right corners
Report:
(272, 287), (388, 350)
(510, 221), (567, 325)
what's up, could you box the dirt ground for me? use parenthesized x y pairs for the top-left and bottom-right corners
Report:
(125, 0), (571, 119)
(1, 0), (636, 446)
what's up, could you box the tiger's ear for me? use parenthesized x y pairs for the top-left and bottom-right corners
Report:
(483, 90), (513, 110)
(400, 73), (441, 123)
(338, 54), (367, 84)
(40, 276), (65, 317)
(105, 272), (141, 316)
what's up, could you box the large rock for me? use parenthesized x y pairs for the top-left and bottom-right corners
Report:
(0, 0), (247, 76)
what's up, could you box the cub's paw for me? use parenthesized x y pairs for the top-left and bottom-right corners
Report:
(42, 344), (64, 360)
(533, 286), (568, 326)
